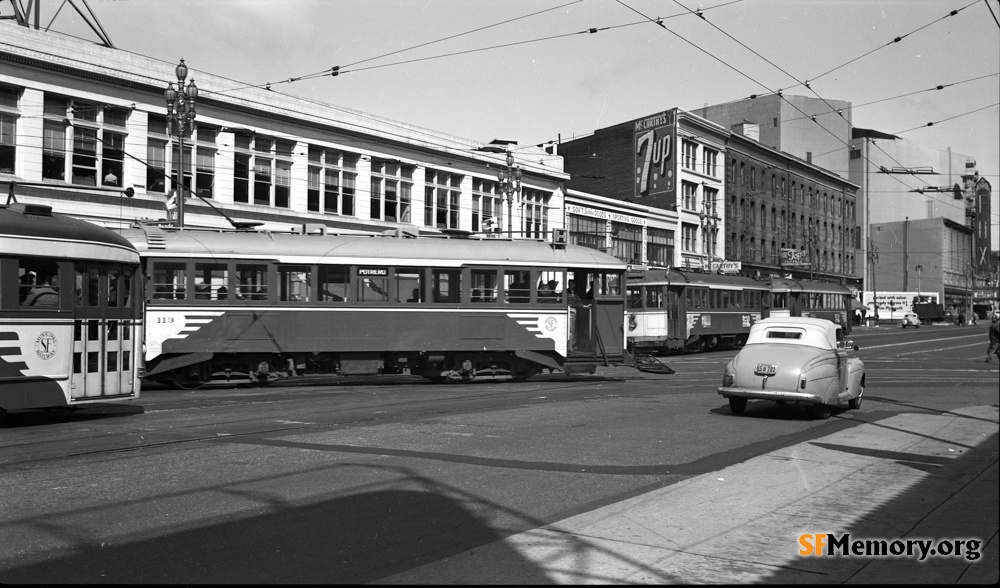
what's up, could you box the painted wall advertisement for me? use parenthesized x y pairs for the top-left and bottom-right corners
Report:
(634, 109), (676, 208)
(861, 291), (938, 317)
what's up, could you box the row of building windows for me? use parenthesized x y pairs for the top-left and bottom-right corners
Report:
(726, 156), (855, 220)
(0, 84), (551, 234)
(727, 233), (857, 274)
(680, 139), (720, 178)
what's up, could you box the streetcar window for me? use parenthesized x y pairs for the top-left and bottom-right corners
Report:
(432, 269), (461, 303)
(74, 263), (103, 307)
(151, 261), (187, 300)
(236, 263), (268, 300)
(627, 286), (642, 309)
(772, 293), (787, 309)
(645, 286), (663, 309)
(603, 272), (622, 296)
(470, 269), (498, 303)
(195, 262), (228, 301)
(278, 265), (311, 302)
(17, 258), (60, 308)
(358, 275), (389, 303)
(107, 267), (122, 306)
(319, 265), (349, 302)
(505, 270), (531, 304)
(536, 272), (562, 303)
(395, 268), (422, 303)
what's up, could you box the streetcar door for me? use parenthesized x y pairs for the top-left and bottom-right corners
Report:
(665, 288), (681, 340)
(71, 263), (137, 399)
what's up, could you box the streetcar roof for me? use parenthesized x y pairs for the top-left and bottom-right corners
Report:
(768, 278), (851, 294)
(0, 204), (140, 264)
(626, 268), (769, 290)
(116, 226), (627, 270)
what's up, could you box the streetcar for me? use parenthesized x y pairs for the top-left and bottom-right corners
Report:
(0, 202), (142, 414)
(625, 270), (854, 353)
(768, 278), (852, 334)
(626, 268), (769, 352)
(117, 224), (629, 388)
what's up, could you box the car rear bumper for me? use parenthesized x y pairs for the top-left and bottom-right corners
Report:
(717, 387), (823, 404)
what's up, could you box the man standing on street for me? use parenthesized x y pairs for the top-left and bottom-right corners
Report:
(987, 315), (1000, 362)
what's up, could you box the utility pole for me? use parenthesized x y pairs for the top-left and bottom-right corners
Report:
(868, 239), (879, 325)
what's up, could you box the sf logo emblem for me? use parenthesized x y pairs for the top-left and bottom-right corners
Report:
(35, 331), (58, 360)
(544, 316), (558, 332)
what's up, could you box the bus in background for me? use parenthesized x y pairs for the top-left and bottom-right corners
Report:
(1, 202), (142, 415)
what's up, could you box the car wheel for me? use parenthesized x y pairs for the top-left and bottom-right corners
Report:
(849, 380), (865, 410)
(813, 404), (832, 420)
(728, 397), (748, 415)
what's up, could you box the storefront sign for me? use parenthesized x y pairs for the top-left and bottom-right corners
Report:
(711, 260), (742, 274)
(779, 248), (809, 265)
(565, 204), (646, 226)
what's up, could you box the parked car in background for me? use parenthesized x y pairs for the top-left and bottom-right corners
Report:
(718, 317), (865, 420)
(901, 312), (920, 328)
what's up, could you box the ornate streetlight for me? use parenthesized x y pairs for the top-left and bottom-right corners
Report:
(497, 151), (522, 238)
(164, 59), (198, 228)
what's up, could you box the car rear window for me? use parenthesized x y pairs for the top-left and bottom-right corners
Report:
(765, 330), (803, 339)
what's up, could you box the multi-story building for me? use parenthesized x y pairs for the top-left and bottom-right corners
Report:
(691, 95), (993, 304)
(560, 109), (860, 290)
(692, 94), (853, 180)
(1, 24), (565, 238)
(868, 217), (975, 317)
(724, 126), (859, 287)
(560, 108), (728, 271)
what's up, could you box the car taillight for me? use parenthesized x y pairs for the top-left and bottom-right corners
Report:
(724, 373), (734, 387)
(800, 376), (807, 389)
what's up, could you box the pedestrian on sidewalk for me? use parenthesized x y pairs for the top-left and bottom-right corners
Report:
(986, 315), (1000, 362)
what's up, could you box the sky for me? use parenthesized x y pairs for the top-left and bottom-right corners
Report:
(30, 0), (1000, 244)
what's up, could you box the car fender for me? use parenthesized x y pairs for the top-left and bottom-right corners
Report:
(801, 357), (841, 404)
(846, 358), (865, 398)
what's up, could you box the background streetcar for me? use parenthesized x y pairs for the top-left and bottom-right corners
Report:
(626, 269), (854, 353)
(1, 202), (142, 414)
(768, 278), (852, 334)
(626, 268), (769, 352)
(118, 224), (629, 388)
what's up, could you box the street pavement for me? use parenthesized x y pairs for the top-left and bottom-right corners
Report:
(381, 404), (999, 584)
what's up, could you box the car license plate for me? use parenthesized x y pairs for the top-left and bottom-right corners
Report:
(754, 364), (777, 376)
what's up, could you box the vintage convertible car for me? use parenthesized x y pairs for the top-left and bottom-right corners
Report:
(718, 317), (865, 419)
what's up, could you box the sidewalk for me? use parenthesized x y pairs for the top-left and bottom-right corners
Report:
(381, 406), (999, 584)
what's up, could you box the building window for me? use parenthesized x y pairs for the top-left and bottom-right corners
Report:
(195, 136), (217, 199)
(233, 135), (295, 209)
(569, 214), (606, 251)
(682, 140), (697, 171)
(682, 223), (698, 252)
(370, 160), (413, 222)
(472, 178), (501, 233)
(647, 227), (674, 267)
(42, 95), (129, 186)
(424, 168), (462, 230)
(522, 188), (551, 239)
(702, 148), (718, 177)
(704, 187), (719, 218)
(307, 147), (357, 216)
(0, 85), (20, 175)
(682, 180), (697, 210)
(611, 221), (642, 264)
